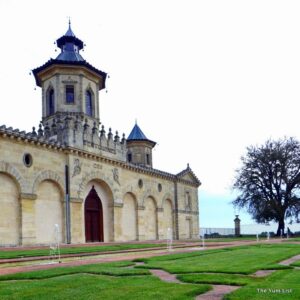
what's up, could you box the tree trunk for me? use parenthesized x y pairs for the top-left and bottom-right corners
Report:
(276, 218), (285, 236)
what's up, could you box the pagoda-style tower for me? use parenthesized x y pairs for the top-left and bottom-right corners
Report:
(33, 22), (107, 132)
(127, 123), (156, 167)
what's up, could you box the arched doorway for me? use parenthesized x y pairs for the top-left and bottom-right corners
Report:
(85, 186), (103, 242)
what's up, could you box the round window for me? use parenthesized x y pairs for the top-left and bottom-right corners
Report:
(23, 153), (33, 167)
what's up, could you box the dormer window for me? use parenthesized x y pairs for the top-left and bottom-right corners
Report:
(85, 90), (93, 116)
(66, 85), (75, 103)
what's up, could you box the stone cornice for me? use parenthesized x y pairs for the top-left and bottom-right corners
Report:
(70, 197), (83, 203)
(0, 125), (63, 152)
(0, 124), (200, 188)
(68, 146), (200, 187)
(177, 209), (199, 215)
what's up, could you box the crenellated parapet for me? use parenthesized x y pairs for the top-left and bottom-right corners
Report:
(0, 114), (127, 161)
(0, 124), (62, 148)
(41, 114), (127, 160)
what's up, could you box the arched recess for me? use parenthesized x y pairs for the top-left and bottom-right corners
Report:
(121, 192), (137, 241)
(141, 187), (156, 207)
(160, 193), (174, 209)
(144, 196), (158, 240)
(0, 161), (26, 193)
(77, 171), (116, 200)
(32, 170), (64, 195)
(185, 217), (192, 239)
(85, 186), (103, 242)
(0, 173), (20, 245)
(162, 199), (173, 239)
(35, 180), (64, 244)
(83, 179), (114, 242)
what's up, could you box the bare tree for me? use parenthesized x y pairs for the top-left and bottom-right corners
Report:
(233, 137), (300, 236)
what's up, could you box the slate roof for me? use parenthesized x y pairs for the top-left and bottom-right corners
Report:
(32, 23), (107, 89)
(127, 123), (156, 147)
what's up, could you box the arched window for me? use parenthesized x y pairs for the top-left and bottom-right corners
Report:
(47, 88), (55, 116)
(146, 154), (150, 165)
(127, 153), (132, 163)
(85, 90), (93, 116)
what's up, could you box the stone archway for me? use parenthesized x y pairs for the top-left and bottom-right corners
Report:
(35, 179), (64, 244)
(144, 196), (158, 240)
(121, 192), (138, 241)
(84, 186), (103, 242)
(162, 199), (173, 239)
(0, 173), (20, 245)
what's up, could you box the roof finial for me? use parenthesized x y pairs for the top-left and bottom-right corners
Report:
(135, 118), (137, 125)
(64, 17), (75, 37)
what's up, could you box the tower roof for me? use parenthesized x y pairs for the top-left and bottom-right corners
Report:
(127, 123), (156, 147)
(55, 21), (85, 62)
(32, 22), (107, 89)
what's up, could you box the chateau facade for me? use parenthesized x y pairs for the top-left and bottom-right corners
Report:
(0, 24), (200, 246)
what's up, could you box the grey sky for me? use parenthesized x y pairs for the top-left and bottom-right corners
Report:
(1, 0), (300, 228)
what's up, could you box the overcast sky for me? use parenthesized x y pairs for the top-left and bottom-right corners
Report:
(1, 0), (300, 229)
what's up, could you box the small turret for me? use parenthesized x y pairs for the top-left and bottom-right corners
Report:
(126, 123), (156, 167)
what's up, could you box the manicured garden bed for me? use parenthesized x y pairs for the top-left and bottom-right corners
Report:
(1, 243), (300, 299)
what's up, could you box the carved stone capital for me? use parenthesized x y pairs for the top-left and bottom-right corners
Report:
(70, 197), (83, 203)
(20, 193), (37, 200)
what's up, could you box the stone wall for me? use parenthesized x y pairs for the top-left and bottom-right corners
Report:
(0, 129), (199, 246)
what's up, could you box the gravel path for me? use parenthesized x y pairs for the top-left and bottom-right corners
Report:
(195, 285), (239, 300)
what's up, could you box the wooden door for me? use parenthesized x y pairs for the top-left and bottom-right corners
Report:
(84, 186), (103, 242)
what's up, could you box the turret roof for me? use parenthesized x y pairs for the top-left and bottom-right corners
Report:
(127, 123), (156, 147)
(32, 22), (107, 89)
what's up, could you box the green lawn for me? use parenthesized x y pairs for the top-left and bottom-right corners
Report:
(0, 261), (209, 300)
(225, 270), (300, 300)
(0, 243), (166, 260)
(0, 261), (150, 281)
(177, 273), (263, 286)
(1, 243), (300, 299)
(135, 244), (299, 274)
(203, 237), (257, 242)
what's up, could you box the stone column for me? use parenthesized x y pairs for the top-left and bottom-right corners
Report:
(157, 208), (164, 240)
(20, 193), (37, 245)
(234, 215), (241, 237)
(113, 203), (123, 242)
(70, 198), (83, 244)
(137, 205), (145, 241)
(192, 213), (199, 240)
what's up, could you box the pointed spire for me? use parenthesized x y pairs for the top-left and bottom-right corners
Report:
(128, 123), (148, 140)
(65, 18), (75, 37)
(55, 21), (84, 62)
(127, 122), (156, 147)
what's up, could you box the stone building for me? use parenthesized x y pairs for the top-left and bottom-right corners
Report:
(0, 24), (200, 246)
